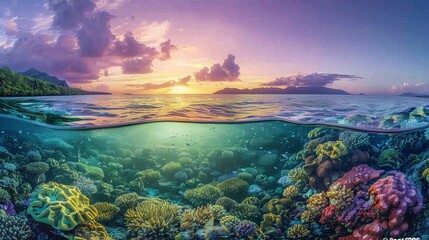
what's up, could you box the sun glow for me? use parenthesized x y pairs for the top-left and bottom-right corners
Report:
(169, 86), (188, 94)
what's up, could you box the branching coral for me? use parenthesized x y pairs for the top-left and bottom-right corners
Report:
(62, 220), (111, 240)
(25, 162), (49, 175)
(288, 168), (307, 185)
(301, 192), (328, 223)
(0, 215), (32, 240)
(338, 131), (370, 149)
(220, 215), (240, 231)
(125, 199), (180, 239)
(180, 205), (215, 230)
(27, 182), (98, 230)
(287, 224), (310, 239)
(282, 185), (299, 199)
(377, 148), (402, 169)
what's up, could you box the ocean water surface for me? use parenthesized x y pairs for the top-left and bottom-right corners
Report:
(0, 94), (428, 240)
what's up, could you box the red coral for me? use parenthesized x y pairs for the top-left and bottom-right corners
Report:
(368, 171), (423, 237)
(334, 164), (384, 189)
(319, 205), (336, 224)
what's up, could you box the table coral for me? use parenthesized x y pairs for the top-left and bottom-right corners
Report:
(27, 182), (98, 230)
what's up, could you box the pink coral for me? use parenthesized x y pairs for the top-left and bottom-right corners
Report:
(334, 164), (384, 189)
(368, 170), (423, 237)
(338, 219), (387, 240)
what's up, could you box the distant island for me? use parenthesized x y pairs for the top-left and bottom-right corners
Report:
(400, 92), (429, 98)
(0, 67), (110, 97)
(214, 86), (350, 95)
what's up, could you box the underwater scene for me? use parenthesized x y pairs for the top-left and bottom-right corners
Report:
(0, 95), (429, 240)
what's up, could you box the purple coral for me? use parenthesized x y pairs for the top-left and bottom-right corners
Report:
(367, 170), (423, 237)
(235, 220), (258, 237)
(0, 200), (16, 215)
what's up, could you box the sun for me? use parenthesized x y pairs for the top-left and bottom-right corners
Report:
(169, 86), (188, 94)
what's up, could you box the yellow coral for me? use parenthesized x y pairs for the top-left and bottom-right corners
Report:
(115, 192), (142, 209)
(27, 182), (98, 230)
(125, 199), (180, 239)
(316, 141), (349, 160)
(260, 213), (281, 231)
(308, 127), (329, 139)
(161, 162), (181, 176)
(288, 168), (307, 184)
(326, 184), (353, 213)
(62, 220), (111, 240)
(421, 168), (429, 183)
(241, 196), (261, 206)
(183, 184), (222, 206)
(282, 185), (299, 199)
(287, 224), (310, 239)
(93, 202), (120, 222)
(301, 192), (328, 222)
(220, 215), (240, 230)
(129, 176), (145, 192)
(266, 198), (284, 215)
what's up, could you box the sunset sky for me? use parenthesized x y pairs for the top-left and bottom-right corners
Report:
(1, 0), (428, 94)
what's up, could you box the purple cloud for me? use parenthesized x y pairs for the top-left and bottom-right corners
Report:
(48, 0), (95, 30)
(126, 75), (191, 90)
(110, 32), (158, 57)
(261, 73), (361, 87)
(158, 39), (177, 60)
(0, 0), (177, 83)
(195, 54), (240, 82)
(121, 57), (154, 74)
(78, 11), (115, 57)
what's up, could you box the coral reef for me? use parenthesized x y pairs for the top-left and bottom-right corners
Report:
(27, 182), (98, 230)
(0, 215), (32, 240)
(183, 184), (222, 206)
(93, 202), (120, 222)
(287, 224), (310, 239)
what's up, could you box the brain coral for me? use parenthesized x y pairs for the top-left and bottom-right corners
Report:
(316, 141), (349, 160)
(27, 182), (98, 230)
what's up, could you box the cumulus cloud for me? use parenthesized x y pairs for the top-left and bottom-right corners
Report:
(261, 73), (361, 87)
(3, 17), (18, 36)
(0, 0), (177, 83)
(390, 82), (428, 94)
(77, 11), (115, 57)
(126, 75), (191, 90)
(158, 39), (177, 60)
(195, 54), (240, 82)
(48, 0), (95, 30)
(110, 32), (157, 57)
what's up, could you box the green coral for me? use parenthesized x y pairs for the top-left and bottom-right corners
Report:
(377, 148), (402, 169)
(25, 162), (50, 175)
(115, 192), (142, 209)
(125, 199), (180, 239)
(0, 215), (32, 240)
(316, 140), (349, 160)
(93, 202), (120, 222)
(217, 177), (249, 201)
(137, 169), (161, 185)
(183, 184), (222, 206)
(0, 187), (11, 204)
(308, 127), (331, 139)
(161, 162), (181, 176)
(27, 182), (98, 230)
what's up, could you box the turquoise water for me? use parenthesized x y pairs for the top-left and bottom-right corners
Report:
(0, 95), (428, 240)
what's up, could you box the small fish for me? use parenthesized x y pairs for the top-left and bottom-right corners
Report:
(186, 143), (191, 146)
(18, 130), (22, 134)
(274, 167), (278, 169)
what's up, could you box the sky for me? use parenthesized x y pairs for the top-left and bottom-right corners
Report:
(0, 0), (428, 95)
